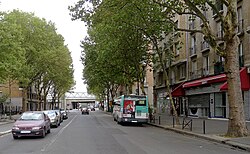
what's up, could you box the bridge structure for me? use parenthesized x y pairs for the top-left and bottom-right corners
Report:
(63, 92), (97, 109)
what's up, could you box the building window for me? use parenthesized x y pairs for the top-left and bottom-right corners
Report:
(200, 10), (208, 25)
(238, 42), (244, 67)
(217, 22), (223, 39)
(203, 55), (209, 76)
(171, 70), (175, 85)
(180, 65), (186, 79)
(237, 7), (244, 34)
(175, 42), (180, 56)
(201, 35), (209, 51)
(190, 60), (197, 79)
(190, 35), (196, 55)
(158, 72), (163, 86)
(213, 0), (223, 15)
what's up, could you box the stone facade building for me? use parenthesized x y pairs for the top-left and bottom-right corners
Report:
(153, 0), (250, 119)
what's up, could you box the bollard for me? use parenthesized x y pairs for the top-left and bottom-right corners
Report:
(159, 116), (161, 125)
(203, 119), (206, 134)
(173, 116), (175, 128)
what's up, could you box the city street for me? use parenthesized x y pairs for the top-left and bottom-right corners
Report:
(0, 110), (248, 154)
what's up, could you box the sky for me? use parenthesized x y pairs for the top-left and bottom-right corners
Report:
(0, 0), (88, 92)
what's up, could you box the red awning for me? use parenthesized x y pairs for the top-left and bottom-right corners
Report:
(182, 74), (227, 88)
(171, 82), (185, 97)
(220, 67), (250, 91)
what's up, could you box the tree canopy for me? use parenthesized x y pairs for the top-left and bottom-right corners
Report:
(0, 10), (74, 110)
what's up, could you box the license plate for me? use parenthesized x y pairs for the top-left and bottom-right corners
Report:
(20, 130), (31, 134)
(132, 120), (137, 123)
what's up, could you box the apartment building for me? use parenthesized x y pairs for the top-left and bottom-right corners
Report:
(0, 81), (44, 114)
(153, 0), (250, 119)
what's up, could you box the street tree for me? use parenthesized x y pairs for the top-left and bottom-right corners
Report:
(69, 0), (180, 121)
(1, 10), (74, 111)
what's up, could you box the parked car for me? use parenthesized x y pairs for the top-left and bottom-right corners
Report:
(54, 109), (63, 123)
(43, 110), (60, 127)
(81, 107), (89, 115)
(60, 110), (68, 119)
(12, 111), (51, 139)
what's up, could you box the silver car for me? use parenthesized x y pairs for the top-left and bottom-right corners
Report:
(54, 109), (63, 123)
(43, 110), (60, 128)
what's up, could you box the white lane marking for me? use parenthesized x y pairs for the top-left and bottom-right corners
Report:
(41, 115), (77, 152)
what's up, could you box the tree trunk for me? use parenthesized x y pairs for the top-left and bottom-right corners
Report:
(22, 89), (27, 112)
(225, 35), (248, 137)
(140, 81), (146, 95)
(163, 70), (180, 125)
(43, 95), (47, 110)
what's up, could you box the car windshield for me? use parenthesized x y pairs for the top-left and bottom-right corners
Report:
(46, 112), (56, 118)
(19, 113), (43, 120)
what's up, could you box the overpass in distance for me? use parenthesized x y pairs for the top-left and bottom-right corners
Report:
(64, 92), (97, 109)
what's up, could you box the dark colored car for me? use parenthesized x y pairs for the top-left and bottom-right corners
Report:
(81, 107), (89, 115)
(60, 110), (68, 119)
(12, 111), (51, 139)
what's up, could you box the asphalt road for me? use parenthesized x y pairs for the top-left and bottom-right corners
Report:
(0, 110), (248, 154)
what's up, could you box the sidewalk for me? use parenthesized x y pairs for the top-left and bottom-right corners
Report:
(149, 112), (250, 152)
(0, 114), (21, 136)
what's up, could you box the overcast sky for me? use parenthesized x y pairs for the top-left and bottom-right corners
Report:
(0, 0), (87, 92)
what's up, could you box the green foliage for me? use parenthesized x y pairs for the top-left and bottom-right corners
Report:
(0, 93), (8, 104)
(69, 0), (174, 97)
(0, 10), (74, 101)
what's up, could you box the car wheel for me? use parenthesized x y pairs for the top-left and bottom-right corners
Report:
(13, 135), (18, 139)
(55, 121), (58, 128)
(47, 126), (51, 134)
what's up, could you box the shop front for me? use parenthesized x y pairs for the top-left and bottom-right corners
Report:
(181, 73), (228, 118)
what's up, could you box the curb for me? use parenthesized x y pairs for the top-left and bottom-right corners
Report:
(0, 121), (15, 126)
(147, 123), (250, 152)
(0, 130), (11, 136)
